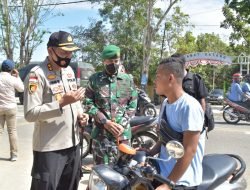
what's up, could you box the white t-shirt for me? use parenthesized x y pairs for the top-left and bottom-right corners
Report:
(0, 72), (24, 110)
(158, 93), (205, 187)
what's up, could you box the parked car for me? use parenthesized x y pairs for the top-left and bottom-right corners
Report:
(206, 88), (224, 105)
(70, 62), (95, 88)
(17, 61), (95, 104)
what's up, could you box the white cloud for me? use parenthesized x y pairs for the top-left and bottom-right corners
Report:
(180, 0), (231, 38)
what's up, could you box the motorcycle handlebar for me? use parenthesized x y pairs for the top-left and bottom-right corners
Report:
(153, 174), (175, 189)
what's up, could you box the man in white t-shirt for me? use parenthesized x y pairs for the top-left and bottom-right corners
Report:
(0, 59), (24, 161)
(148, 57), (205, 190)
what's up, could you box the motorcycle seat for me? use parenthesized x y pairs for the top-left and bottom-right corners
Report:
(198, 154), (237, 190)
(225, 98), (250, 113)
(130, 116), (156, 126)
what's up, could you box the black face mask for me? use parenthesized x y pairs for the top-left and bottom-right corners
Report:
(52, 49), (71, 68)
(105, 63), (119, 75)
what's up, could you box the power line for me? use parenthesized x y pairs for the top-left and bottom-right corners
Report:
(8, 0), (90, 7)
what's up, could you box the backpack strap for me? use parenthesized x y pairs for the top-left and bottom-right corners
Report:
(192, 73), (201, 100)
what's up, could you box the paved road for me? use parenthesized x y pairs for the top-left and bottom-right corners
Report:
(0, 105), (249, 190)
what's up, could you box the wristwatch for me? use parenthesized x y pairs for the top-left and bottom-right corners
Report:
(100, 118), (108, 125)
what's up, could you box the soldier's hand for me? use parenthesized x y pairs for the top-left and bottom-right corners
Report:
(59, 87), (85, 107)
(78, 113), (89, 127)
(104, 120), (124, 137)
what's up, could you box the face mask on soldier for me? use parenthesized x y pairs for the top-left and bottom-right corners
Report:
(105, 63), (120, 75)
(52, 49), (71, 68)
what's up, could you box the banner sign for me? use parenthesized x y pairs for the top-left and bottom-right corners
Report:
(184, 52), (232, 67)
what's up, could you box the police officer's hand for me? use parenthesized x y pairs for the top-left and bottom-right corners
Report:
(59, 87), (85, 107)
(78, 113), (89, 127)
(104, 120), (124, 137)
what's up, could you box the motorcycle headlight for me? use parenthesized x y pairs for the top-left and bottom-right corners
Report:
(88, 170), (107, 190)
(218, 96), (224, 99)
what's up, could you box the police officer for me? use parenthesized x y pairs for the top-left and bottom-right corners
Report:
(84, 45), (138, 165)
(24, 31), (88, 190)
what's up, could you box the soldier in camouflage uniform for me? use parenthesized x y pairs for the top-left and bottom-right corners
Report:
(84, 45), (138, 165)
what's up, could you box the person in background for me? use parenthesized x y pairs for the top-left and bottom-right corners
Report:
(242, 74), (250, 94)
(227, 73), (250, 106)
(149, 57), (205, 190)
(0, 59), (24, 162)
(23, 31), (88, 190)
(84, 44), (138, 165)
(141, 69), (148, 91)
(228, 73), (247, 105)
(241, 74), (250, 109)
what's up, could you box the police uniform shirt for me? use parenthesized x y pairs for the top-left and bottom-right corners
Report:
(24, 58), (83, 152)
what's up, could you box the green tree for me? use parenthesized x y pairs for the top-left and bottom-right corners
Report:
(0, 0), (57, 66)
(192, 33), (235, 91)
(221, 0), (250, 54)
(70, 20), (108, 67)
(72, 0), (191, 86)
(174, 31), (196, 54)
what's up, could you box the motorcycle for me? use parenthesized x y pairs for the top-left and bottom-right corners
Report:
(80, 115), (158, 159)
(136, 88), (157, 117)
(222, 98), (250, 124)
(88, 140), (247, 190)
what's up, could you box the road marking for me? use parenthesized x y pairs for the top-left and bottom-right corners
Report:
(245, 131), (250, 135)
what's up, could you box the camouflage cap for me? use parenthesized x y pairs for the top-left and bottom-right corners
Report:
(102, 45), (120, 60)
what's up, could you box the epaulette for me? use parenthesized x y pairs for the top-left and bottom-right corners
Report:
(30, 65), (40, 72)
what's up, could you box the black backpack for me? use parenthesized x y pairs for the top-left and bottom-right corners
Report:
(204, 102), (215, 132)
(187, 73), (215, 133)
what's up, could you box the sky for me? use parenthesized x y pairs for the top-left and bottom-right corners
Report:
(26, 0), (231, 62)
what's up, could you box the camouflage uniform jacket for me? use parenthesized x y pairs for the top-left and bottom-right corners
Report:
(84, 71), (138, 140)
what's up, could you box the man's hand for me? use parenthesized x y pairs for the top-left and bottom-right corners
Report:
(245, 93), (250, 100)
(59, 87), (85, 107)
(104, 120), (124, 137)
(78, 113), (89, 127)
(155, 184), (171, 190)
(135, 147), (152, 156)
(11, 69), (19, 77)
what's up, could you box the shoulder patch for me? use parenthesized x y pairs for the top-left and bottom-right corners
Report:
(28, 72), (38, 94)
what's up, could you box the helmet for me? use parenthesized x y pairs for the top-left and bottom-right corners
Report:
(1, 59), (15, 72)
(232, 73), (242, 79)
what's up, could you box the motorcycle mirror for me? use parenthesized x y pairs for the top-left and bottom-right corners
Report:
(118, 143), (136, 155)
(165, 140), (184, 159)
